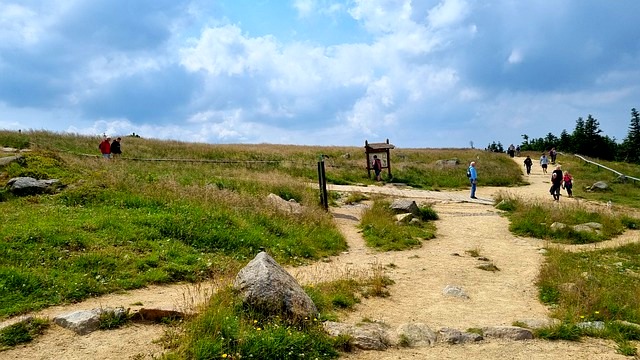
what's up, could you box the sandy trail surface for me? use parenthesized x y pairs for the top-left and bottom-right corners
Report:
(2, 156), (637, 359)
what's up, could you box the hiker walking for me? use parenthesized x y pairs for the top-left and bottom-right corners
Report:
(99, 137), (111, 159)
(523, 155), (533, 175)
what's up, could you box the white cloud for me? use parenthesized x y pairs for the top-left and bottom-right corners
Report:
(427, 0), (470, 29)
(348, 0), (413, 34)
(180, 25), (279, 76)
(293, 0), (315, 18)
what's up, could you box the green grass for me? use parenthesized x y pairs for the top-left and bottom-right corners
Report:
(98, 308), (131, 330)
(0, 317), (49, 349)
(1, 130), (526, 189)
(494, 192), (638, 244)
(536, 244), (640, 354)
(162, 273), (393, 360)
(535, 152), (640, 208)
(537, 245), (640, 323)
(359, 199), (437, 251)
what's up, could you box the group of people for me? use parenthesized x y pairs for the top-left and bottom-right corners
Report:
(507, 144), (521, 158)
(550, 165), (573, 200)
(98, 137), (122, 159)
(469, 150), (574, 201)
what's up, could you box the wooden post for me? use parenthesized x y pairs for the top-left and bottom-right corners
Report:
(317, 157), (328, 210)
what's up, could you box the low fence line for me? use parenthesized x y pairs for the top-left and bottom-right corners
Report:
(574, 154), (640, 183)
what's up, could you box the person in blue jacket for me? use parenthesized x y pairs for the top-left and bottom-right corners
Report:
(468, 161), (478, 199)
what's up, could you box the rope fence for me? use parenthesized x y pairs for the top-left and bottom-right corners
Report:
(574, 154), (640, 183)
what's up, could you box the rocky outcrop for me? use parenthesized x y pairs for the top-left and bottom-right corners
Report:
(233, 251), (317, 322)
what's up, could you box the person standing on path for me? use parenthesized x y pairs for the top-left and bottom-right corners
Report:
(550, 148), (557, 164)
(562, 171), (573, 198)
(372, 155), (382, 181)
(110, 137), (122, 158)
(523, 155), (533, 175)
(99, 137), (111, 159)
(468, 161), (478, 199)
(540, 153), (549, 174)
(550, 165), (563, 201)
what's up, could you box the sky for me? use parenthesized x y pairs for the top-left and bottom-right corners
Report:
(1, 0), (639, 148)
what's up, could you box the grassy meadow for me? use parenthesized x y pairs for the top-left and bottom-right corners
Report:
(3, 130), (640, 357)
(0, 130), (524, 319)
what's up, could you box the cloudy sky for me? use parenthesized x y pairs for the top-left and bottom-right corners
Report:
(1, 0), (639, 148)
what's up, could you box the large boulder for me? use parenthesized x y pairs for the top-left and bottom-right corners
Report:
(7, 177), (61, 196)
(233, 252), (317, 322)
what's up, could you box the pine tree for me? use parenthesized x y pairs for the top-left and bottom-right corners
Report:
(621, 108), (640, 163)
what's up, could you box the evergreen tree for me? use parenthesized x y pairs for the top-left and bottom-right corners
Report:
(558, 129), (571, 151)
(572, 117), (586, 154)
(621, 108), (640, 163)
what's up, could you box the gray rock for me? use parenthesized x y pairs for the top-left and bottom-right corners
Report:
(438, 327), (483, 344)
(323, 321), (391, 350)
(396, 323), (437, 347)
(435, 159), (460, 167)
(572, 224), (597, 233)
(53, 307), (125, 335)
(7, 177), (61, 196)
(266, 193), (303, 214)
(588, 181), (609, 191)
(442, 285), (469, 299)
(0, 155), (21, 166)
(233, 251), (317, 322)
(550, 222), (567, 231)
(390, 199), (419, 216)
(482, 326), (533, 340)
(578, 222), (602, 230)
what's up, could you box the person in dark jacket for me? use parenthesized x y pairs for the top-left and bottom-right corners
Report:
(523, 155), (533, 175)
(110, 137), (122, 157)
(550, 165), (563, 201)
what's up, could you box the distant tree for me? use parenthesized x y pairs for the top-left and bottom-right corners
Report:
(558, 129), (572, 151)
(571, 117), (586, 154)
(543, 132), (558, 150)
(620, 108), (640, 163)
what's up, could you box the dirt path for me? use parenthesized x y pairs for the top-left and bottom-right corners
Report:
(2, 156), (637, 359)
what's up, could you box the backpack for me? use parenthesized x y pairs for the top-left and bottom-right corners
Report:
(466, 168), (471, 178)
